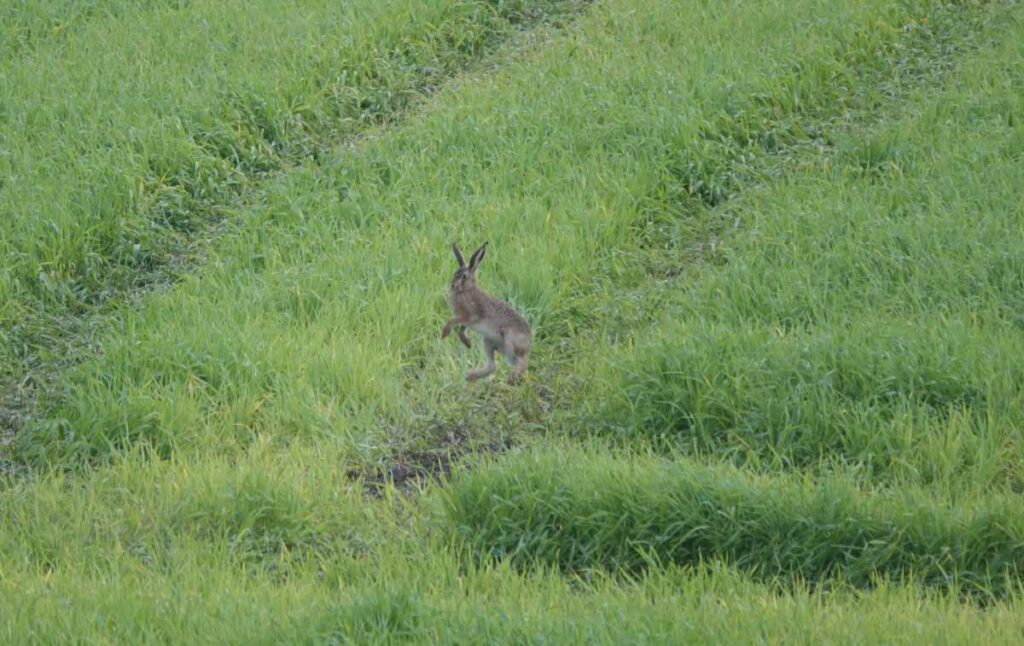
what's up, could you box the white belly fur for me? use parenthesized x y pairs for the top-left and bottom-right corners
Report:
(468, 321), (502, 342)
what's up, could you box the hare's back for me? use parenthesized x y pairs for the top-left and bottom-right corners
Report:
(489, 297), (531, 333)
(471, 294), (529, 339)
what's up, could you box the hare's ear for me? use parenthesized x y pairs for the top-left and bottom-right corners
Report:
(469, 241), (488, 271)
(452, 243), (466, 269)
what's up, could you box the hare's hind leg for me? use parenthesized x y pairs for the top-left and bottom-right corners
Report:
(466, 338), (498, 382)
(504, 335), (531, 384)
(507, 352), (529, 384)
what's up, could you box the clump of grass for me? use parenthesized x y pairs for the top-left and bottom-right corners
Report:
(445, 446), (1024, 599)
(0, 446), (392, 577)
(607, 315), (1024, 485)
(7, 552), (1024, 643)
(3, 445), (1024, 642)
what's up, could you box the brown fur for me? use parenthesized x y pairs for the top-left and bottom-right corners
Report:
(441, 242), (532, 383)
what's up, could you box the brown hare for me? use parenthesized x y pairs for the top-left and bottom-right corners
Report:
(441, 242), (532, 383)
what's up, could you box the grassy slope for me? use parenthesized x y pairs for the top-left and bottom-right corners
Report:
(0, 0), (581, 431)
(18, 0), (999, 465)
(3, 0), (1024, 641)
(446, 0), (1024, 602)
(595, 21), (1024, 491)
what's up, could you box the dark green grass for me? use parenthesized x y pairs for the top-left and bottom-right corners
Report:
(445, 446), (1024, 599)
(609, 316), (1024, 486)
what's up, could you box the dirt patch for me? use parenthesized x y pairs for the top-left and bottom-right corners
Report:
(346, 424), (514, 498)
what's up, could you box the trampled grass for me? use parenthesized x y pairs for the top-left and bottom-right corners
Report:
(3, 0), (1024, 641)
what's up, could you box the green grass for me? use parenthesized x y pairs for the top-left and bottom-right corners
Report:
(446, 445), (1024, 599)
(0, 0), (582, 384)
(18, 0), (1000, 466)
(597, 11), (1024, 490)
(3, 0), (1024, 641)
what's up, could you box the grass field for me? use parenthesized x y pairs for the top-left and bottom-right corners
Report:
(3, 0), (1024, 642)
